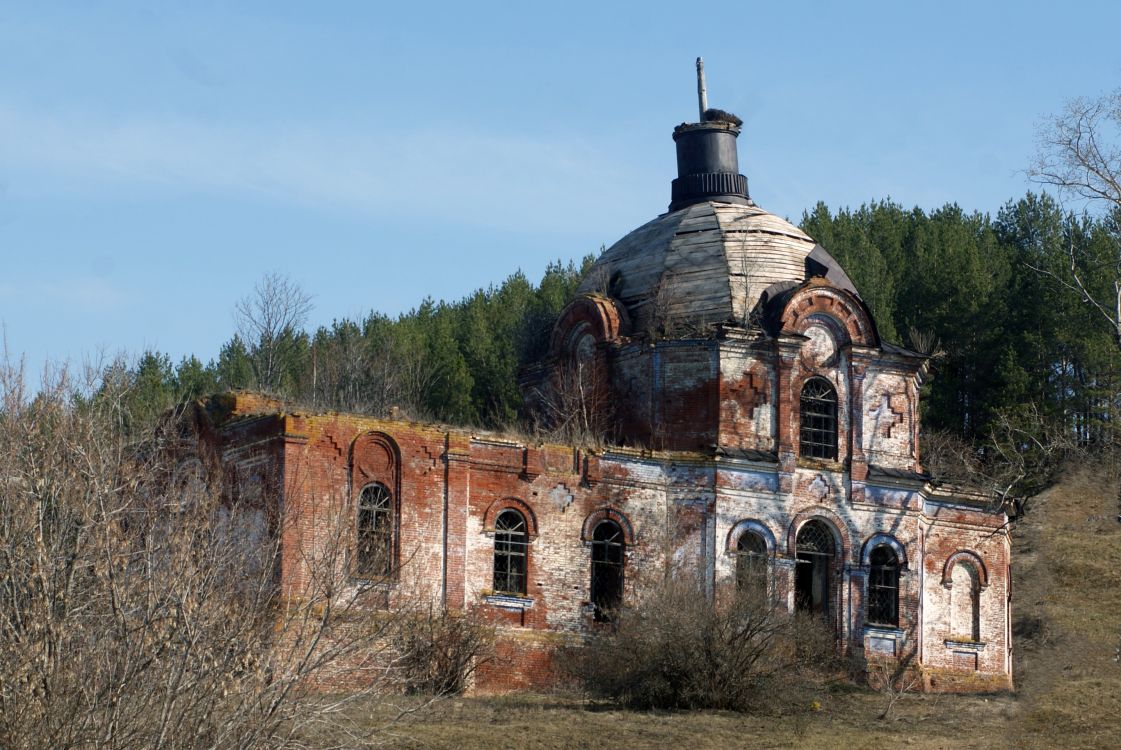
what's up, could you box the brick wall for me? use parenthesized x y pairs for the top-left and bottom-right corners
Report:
(187, 389), (1012, 694)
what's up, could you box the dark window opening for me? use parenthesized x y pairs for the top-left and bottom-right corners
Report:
(492, 509), (528, 595)
(735, 530), (768, 599)
(356, 483), (393, 577)
(795, 520), (835, 621)
(800, 378), (838, 460)
(590, 520), (625, 622)
(866, 545), (900, 627)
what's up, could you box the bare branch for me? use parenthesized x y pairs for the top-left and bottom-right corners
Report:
(234, 273), (314, 392)
(1029, 90), (1121, 350)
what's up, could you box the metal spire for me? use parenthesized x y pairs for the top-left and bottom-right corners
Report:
(696, 57), (708, 121)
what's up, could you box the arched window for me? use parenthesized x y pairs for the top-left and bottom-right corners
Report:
(795, 520), (835, 619)
(735, 531), (768, 599)
(800, 378), (838, 460)
(492, 509), (528, 595)
(950, 561), (981, 641)
(356, 483), (393, 577)
(590, 520), (625, 622)
(866, 545), (900, 627)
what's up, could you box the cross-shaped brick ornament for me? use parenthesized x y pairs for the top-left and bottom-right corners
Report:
(870, 394), (905, 437)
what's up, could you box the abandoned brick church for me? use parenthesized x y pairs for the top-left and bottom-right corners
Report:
(183, 75), (1012, 693)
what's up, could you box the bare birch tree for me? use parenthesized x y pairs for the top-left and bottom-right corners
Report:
(1030, 89), (1121, 348)
(234, 273), (313, 392)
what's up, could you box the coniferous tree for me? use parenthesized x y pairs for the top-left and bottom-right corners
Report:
(174, 355), (219, 401)
(216, 336), (255, 390)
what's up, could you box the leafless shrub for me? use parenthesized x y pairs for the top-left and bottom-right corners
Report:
(647, 272), (706, 340)
(584, 263), (613, 296)
(906, 326), (946, 360)
(865, 643), (921, 721)
(390, 605), (495, 696)
(0, 359), (446, 750)
(923, 403), (1076, 519)
(564, 574), (832, 713)
(533, 358), (615, 448)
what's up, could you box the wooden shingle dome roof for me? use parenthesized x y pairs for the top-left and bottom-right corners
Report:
(575, 61), (865, 338)
(577, 200), (857, 336)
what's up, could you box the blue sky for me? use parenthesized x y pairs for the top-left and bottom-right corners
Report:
(2, 1), (1120, 377)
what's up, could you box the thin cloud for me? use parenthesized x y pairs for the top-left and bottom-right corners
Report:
(0, 276), (126, 313)
(0, 104), (651, 234)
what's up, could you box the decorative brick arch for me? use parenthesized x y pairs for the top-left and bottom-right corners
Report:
(482, 497), (539, 537)
(941, 550), (989, 590)
(790, 365), (844, 393)
(726, 519), (777, 557)
(860, 532), (908, 569)
(784, 507), (850, 559)
(549, 293), (630, 359)
(350, 431), (400, 490)
(780, 283), (877, 348)
(581, 507), (635, 545)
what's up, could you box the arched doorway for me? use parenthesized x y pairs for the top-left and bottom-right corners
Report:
(795, 520), (835, 620)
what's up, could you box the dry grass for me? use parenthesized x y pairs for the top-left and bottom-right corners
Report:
(316, 463), (1121, 749)
(360, 689), (1016, 750)
(1009, 464), (1121, 750)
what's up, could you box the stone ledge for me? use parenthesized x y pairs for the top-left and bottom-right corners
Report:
(484, 594), (535, 610)
(943, 638), (986, 651)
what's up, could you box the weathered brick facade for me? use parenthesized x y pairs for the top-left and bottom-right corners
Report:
(179, 99), (1012, 694)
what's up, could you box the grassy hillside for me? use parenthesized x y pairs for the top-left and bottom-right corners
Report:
(1009, 465), (1121, 749)
(339, 465), (1121, 750)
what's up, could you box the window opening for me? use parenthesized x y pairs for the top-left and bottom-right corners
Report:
(492, 509), (528, 595)
(795, 520), (834, 620)
(866, 545), (899, 627)
(800, 378), (838, 460)
(590, 520), (625, 622)
(735, 530), (768, 599)
(356, 483), (393, 577)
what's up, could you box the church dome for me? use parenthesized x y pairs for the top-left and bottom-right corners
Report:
(576, 60), (860, 338)
(577, 200), (839, 335)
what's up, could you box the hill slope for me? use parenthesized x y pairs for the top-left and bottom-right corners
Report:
(1010, 465), (1121, 749)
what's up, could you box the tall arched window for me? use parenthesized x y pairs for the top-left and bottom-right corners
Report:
(795, 520), (835, 619)
(492, 509), (528, 595)
(800, 378), (838, 460)
(866, 545), (900, 627)
(950, 561), (981, 641)
(356, 483), (393, 577)
(590, 520), (625, 622)
(735, 531), (768, 599)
